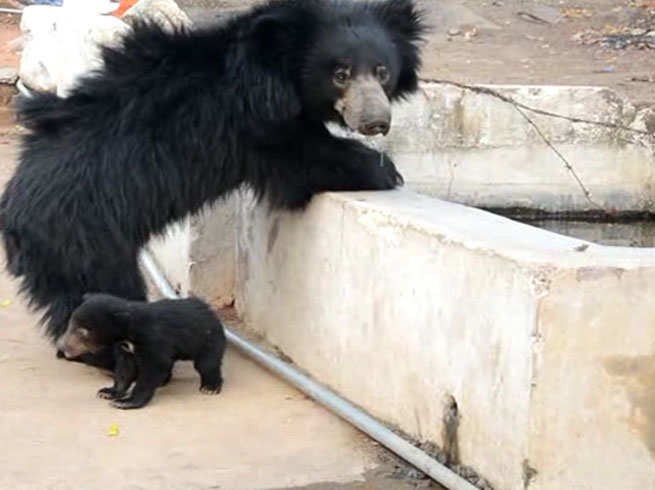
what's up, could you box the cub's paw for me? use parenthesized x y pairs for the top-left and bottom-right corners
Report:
(200, 384), (222, 395)
(97, 387), (121, 400)
(111, 398), (147, 410)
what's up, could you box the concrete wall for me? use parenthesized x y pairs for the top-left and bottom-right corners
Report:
(148, 218), (191, 296)
(148, 196), (237, 306)
(233, 190), (655, 490)
(334, 84), (655, 213)
(146, 84), (655, 489)
(533, 267), (655, 490)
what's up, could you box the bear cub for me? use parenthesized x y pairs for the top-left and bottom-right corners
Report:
(57, 293), (226, 409)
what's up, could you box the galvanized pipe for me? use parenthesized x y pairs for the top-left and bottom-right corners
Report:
(17, 78), (480, 490)
(140, 250), (479, 490)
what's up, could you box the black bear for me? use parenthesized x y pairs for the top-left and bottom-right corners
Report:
(58, 293), (226, 409)
(0, 0), (425, 369)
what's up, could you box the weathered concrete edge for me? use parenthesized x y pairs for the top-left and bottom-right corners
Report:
(325, 190), (655, 267)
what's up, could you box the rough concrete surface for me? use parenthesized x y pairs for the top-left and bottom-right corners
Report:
(233, 188), (655, 490)
(0, 141), (441, 490)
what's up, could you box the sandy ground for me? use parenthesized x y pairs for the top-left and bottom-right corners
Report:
(0, 11), (20, 68)
(423, 0), (655, 106)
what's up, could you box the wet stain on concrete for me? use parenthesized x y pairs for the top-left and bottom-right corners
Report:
(604, 354), (655, 460)
(522, 459), (538, 489)
(576, 267), (624, 282)
(442, 394), (460, 466)
(267, 217), (280, 255)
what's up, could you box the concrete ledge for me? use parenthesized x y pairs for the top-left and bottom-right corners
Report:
(233, 190), (655, 490)
(149, 83), (655, 304)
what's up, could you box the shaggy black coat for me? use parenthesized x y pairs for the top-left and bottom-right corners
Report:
(60, 294), (226, 409)
(0, 0), (425, 369)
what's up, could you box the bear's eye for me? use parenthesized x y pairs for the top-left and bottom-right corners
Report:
(333, 67), (351, 87)
(376, 65), (390, 84)
(78, 327), (89, 338)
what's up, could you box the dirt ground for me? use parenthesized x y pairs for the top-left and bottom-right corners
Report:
(0, 11), (20, 68)
(425, 0), (655, 106)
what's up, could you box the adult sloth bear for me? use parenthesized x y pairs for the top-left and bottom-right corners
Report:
(0, 0), (425, 369)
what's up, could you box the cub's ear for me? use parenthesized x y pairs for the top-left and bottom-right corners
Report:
(370, 0), (428, 99)
(111, 310), (131, 324)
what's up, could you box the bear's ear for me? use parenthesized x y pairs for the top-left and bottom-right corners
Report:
(370, 0), (426, 43)
(247, 8), (300, 69)
(249, 12), (282, 45)
(242, 6), (305, 123)
(370, 0), (428, 99)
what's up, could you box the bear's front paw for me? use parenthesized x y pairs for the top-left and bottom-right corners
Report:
(365, 152), (404, 190)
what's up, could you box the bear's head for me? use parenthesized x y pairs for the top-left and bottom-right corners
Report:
(249, 0), (426, 136)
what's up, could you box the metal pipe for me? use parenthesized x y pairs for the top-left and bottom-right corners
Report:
(140, 250), (479, 490)
(17, 78), (480, 490)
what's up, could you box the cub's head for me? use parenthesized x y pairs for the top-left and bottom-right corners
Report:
(56, 293), (131, 359)
(249, 0), (426, 136)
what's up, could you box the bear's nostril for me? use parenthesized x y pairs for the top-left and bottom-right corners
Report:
(361, 122), (390, 136)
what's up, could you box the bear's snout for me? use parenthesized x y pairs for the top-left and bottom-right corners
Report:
(335, 75), (391, 137)
(359, 119), (390, 136)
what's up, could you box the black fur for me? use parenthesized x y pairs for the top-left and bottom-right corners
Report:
(61, 294), (226, 409)
(0, 0), (425, 366)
